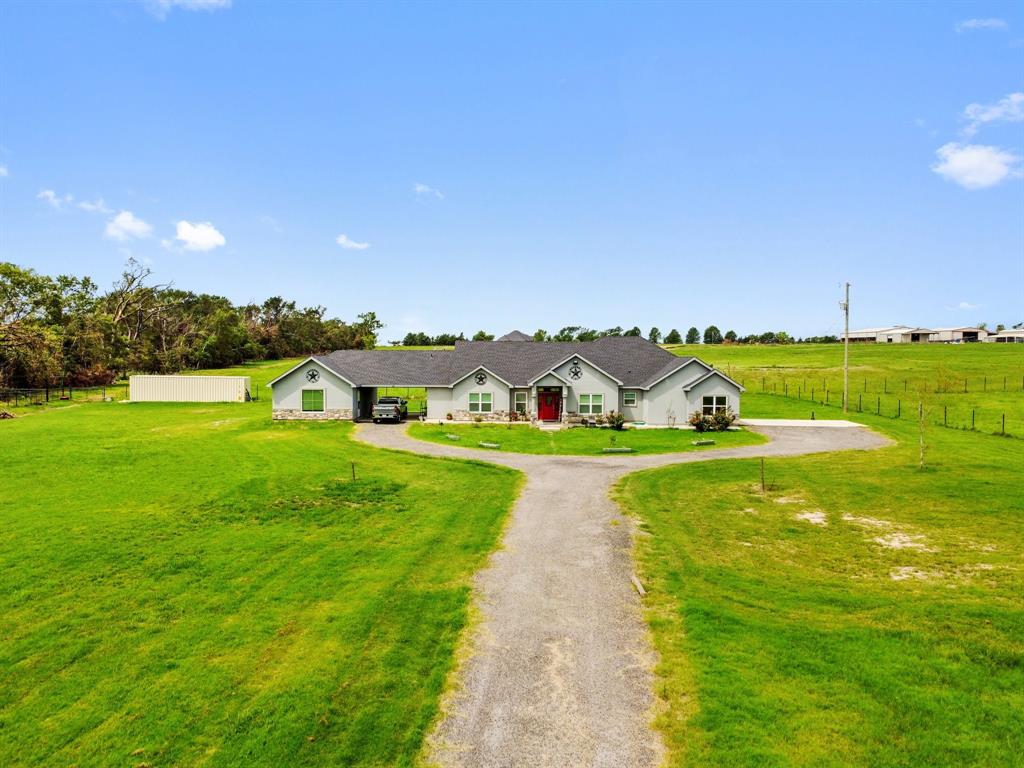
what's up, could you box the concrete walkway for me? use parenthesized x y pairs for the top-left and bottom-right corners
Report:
(355, 422), (890, 768)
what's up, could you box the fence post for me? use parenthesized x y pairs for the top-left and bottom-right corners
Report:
(984, 377), (987, 392)
(1002, 414), (1006, 435)
(884, 378), (887, 394)
(971, 409), (975, 430)
(826, 389), (829, 404)
(859, 393), (862, 411)
(877, 396), (880, 415)
(964, 379), (967, 394)
(944, 405), (947, 427)
(45, 386), (49, 403)
(897, 400), (901, 418)
(904, 379), (907, 392)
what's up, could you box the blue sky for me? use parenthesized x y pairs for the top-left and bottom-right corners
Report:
(1, 1), (1021, 339)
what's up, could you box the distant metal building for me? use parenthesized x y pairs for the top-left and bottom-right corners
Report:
(930, 327), (989, 343)
(847, 326), (934, 343)
(129, 375), (251, 402)
(986, 330), (1024, 344)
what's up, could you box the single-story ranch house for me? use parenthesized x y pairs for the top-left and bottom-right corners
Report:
(268, 332), (743, 426)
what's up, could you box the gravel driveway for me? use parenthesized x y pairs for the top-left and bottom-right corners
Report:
(355, 422), (889, 768)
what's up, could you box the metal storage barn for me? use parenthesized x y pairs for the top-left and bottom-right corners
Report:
(129, 375), (252, 403)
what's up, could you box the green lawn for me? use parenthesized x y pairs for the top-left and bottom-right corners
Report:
(614, 394), (1024, 767)
(408, 422), (766, 455)
(0, 379), (520, 765)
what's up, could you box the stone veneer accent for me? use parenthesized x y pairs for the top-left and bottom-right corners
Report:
(273, 408), (353, 421)
(450, 409), (511, 423)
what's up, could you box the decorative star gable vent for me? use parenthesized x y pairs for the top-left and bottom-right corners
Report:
(568, 360), (582, 380)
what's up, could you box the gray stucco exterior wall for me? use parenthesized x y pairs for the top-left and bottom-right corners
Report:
(271, 361), (354, 420)
(552, 357), (619, 415)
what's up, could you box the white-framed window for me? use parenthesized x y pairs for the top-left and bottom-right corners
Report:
(578, 393), (604, 415)
(622, 391), (637, 407)
(469, 392), (493, 413)
(301, 389), (325, 412)
(702, 395), (727, 414)
(514, 391), (527, 414)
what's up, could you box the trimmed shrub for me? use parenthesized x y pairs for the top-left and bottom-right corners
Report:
(605, 410), (627, 431)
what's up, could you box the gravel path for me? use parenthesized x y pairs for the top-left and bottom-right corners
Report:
(355, 422), (890, 768)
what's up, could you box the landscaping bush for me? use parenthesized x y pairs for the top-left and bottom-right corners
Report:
(711, 408), (736, 430)
(688, 411), (712, 432)
(605, 410), (627, 431)
(689, 408), (736, 432)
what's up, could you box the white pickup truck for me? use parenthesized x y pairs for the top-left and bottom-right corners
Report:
(372, 396), (408, 423)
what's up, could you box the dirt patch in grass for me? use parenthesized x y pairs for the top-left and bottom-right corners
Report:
(841, 514), (893, 528)
(873, 532), (936, 552)
(795, 510), (828, 526)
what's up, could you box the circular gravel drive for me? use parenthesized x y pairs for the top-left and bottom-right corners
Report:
(355, 422), (890, 768)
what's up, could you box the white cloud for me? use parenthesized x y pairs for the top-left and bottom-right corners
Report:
(175, 220), (226, 251)
(146, 0), (231, 20)
(0, 165), (8, 178)
(78, 197), (112, 214)
(105, 211), (153, 240)
(336, 233), (370, 250)
(954, 18), (1008, 33)
(950, 301), (980, 311)
(931, 142), (1022, 189)
(260, 215), (284, 233)
(37, 189), (73, 209)
(413, 182), (444, 199)
(962, 91), (1024, 137)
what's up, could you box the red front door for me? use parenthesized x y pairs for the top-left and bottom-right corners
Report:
(538, 391), (561, 420)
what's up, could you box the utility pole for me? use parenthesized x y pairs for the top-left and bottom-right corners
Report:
(840, 282), (850, 413)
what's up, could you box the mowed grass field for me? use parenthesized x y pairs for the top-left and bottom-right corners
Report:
(409, 422), (765, 455)
(616, 343), (1024, 766)
(0, 360), (521, 766)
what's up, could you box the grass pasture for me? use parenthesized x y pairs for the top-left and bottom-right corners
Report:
(666, 342), (1024, 436)
(409, 421), (765, 455)
(616, 349), (1024, 766)
(0, 375), (520, 766)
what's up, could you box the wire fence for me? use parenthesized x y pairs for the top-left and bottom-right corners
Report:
(1, 384), (131, 409)
(736, 376), (1021, 438)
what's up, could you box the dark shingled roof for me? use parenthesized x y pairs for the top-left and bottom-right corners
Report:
(496, 330), (534, 342)
(311, 336), (694, 388)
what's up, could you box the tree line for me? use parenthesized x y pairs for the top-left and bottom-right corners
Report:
(0, 261), (383, 388)
(400, 325), (836, 346)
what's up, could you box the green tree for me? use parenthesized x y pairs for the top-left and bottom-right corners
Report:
(685, 327), (700, 344)
(703, 325), (723, 344)
(648, 327), (662, 344)
(725, 329), (737, 343)
(624, 326), (642, 337)
(472, 330), (494, 341)
(533, 329), (549, 342)
(664, 328), (682, 344)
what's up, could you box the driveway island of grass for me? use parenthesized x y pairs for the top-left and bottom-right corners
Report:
(614, 397), (1024, 766)
(0, 390), (520, 766)
(408, 421), (766, 455)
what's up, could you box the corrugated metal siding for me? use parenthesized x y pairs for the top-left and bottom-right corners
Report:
(129, 375), (251, 403)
